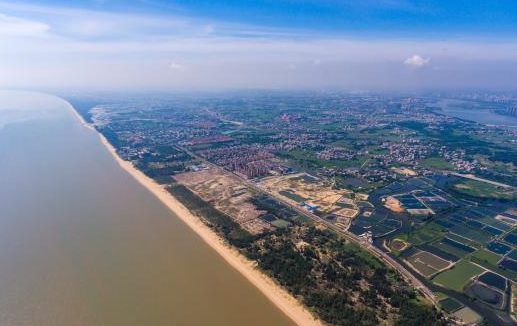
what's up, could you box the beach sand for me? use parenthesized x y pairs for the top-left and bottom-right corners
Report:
(70, 105), (323, 326)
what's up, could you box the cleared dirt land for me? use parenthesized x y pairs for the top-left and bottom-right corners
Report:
(406, 250), (451, 277)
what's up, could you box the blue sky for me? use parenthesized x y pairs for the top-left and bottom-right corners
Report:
(1, 0), (517, 91)
(23, 0), (517, 37)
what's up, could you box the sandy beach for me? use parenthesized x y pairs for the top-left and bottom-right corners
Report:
(70, 105), (323, 326)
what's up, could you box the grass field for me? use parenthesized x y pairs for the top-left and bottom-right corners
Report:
(450, 224), (491, 243)
(406, 222), (445, 245)
(452, 179), (517, 200)
(431, 240), (471, 259)
(433, 260), (484, 291)
(446, 232), (476, 246)
(472, 249), (502, 265)
(421, 157), (454, 170)
(439, 297), (463, 313)
(271, 219), (291, 228)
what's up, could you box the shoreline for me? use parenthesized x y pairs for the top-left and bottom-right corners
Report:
(69, 105), (323, 326)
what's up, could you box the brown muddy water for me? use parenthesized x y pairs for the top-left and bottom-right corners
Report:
(0, 91), (295, 326)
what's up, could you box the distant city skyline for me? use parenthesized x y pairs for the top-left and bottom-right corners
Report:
(1, 0), (517, 91)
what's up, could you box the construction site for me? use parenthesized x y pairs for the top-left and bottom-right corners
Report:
(259, 173), (359, 229)
(173, 168), (274, 234)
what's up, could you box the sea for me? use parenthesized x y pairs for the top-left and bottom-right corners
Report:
(0, 90), (295, 326)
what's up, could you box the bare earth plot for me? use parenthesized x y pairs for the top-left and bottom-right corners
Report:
(174, 168), (274, 234)
(260, 173), (357, 221)
(453, 307), (481, 325)
(390, 238), (409, 252)
(406, 250), (452, 277)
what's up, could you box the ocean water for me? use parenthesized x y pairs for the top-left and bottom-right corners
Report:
(0, 90), (295, 326)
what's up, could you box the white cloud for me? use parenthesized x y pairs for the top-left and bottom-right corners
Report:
(203, 24), (215, 34)
(404, 55), (430, 67)
(0, 12), (49, 37)
(169, 62), (185, 70)
(0, 2), (517, 91)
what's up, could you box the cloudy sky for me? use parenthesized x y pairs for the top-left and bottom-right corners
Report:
(1, 0), (517, 91)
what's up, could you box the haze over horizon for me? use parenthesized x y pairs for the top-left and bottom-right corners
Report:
(1, 0), (517, 92)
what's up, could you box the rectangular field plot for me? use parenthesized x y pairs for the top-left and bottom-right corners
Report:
(442, 237), (476, 252)
(479, 218), (513, 231)
(433, 260), (484, 292)
(478, 272), (507, 291)
(439, 297), (464, 313)
(394, 195), (428, 209)
(466, 220), (485, 229)
(407, 222), (445, 245)
(465, 282), (504, 308)
(446, 233), (475, 246)
(450, 225), (491, 243)
(431, 237), (475, 259)
(499, 258), (517, 272)
(464, 209), (485, 220)
(414, 192), (454, 212)
(502, 212), (517, 219)
(278, 190), (307, 203)
(496, 214), (517, 226)
(508, 250), (517, 261)
(449, 214), (467, 223)
(472, 249), (502, 266)
(406, 250), (451, 277)
(436, 220), (454, 228)
(482, 225), (504, 236)
(504, 233), (517, 246)
(487, 241), (513, 255)
(453, 307), (481, 325)
(425, 201), (453, 211)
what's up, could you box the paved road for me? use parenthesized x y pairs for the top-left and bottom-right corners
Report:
(254, 183), (437, 303)
(180, 146), (437, 304)
(448, 172), (515, 189)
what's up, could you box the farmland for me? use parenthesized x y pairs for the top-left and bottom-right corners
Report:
(406, 250), (451, 277)
(452, 179), (517, 200)
(433, 260), (484, 291)
(472, 249), (502, 266)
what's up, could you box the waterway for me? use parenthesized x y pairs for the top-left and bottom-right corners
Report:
(434, 98), (517, 129)
(0, 90), (295, 326)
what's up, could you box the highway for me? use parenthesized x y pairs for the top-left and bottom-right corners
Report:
(253, 183), (437, 304)
(179, 145), (437, 304)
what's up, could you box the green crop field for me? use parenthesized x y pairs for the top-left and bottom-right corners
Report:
(271, 219), (291, 228)
(406, 222), (445, 245)
(431, 240), (471, 259)
(439, 297), (464, 313)
(452, 179), (517, 200)
(433, 260), (484, 292)
(446, 233), (476, 246)
(450, 224), (491, 243)
(472, 249), (502, 266)
(421, 157), (454, 170)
